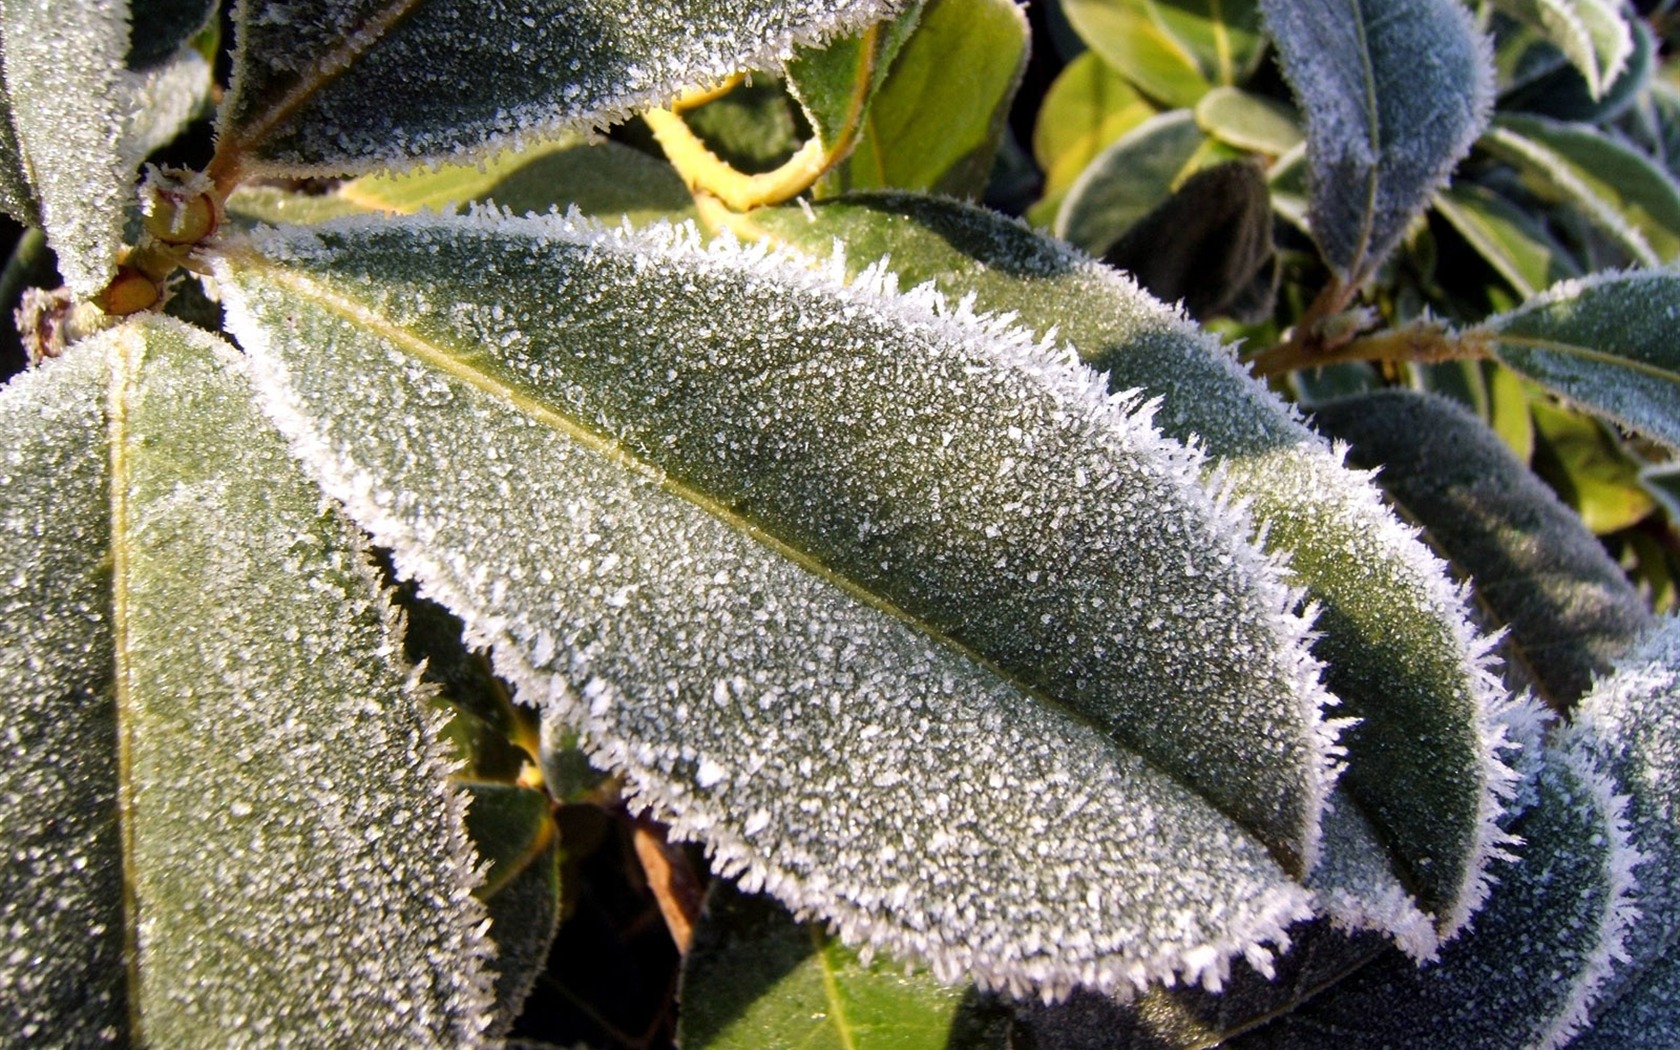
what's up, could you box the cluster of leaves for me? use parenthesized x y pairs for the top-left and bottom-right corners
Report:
(1, 0), (1678, 1048)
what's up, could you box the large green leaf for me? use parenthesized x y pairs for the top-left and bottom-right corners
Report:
(818, 0), (1028, 199)
(752, 193), (1526, 940)
(1232, 738), (1639, 1050)
(211, 210), (1342, 1000)
(0, 340), (124, 1044)
(1, 315), (498, 1044)
(219, 0), (911, 176)
(1470, 270), (1680, 452)
(1490, 0), (1632, 100)
(1258, 0), (1493, 284)
(1311, 390), (1654, 708)
(678, 883), (1009, 1049)
(462, 781), (562, 1036)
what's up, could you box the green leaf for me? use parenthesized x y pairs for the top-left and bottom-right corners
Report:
(751, 193), (1527, 940)
(1233, 738), (1640, 1050)
(1571, 946), (1680, 1050)
(1194, 85), (1302, 157)
(0, 316), (499, 1044)
(1053, 108), (1229, 255)
(1259, 0), (1494, 284)
(340, 136), (695, 223)
(819, 0), (1028, 199)
(0, 1), (134, 293)
(126, 0), (216, 70)
(1490, 0), (1633, 100)
(1061, 0), (1262, 109)
(1481, 115), (1680, 266)
(107, 316), (496, 1044)
(212, 210), (1342, 1000)
(1433, 182), (1584, 299)
(1564, 618), (1680, 1028)
(463, 782), (562, 1037)
(682, 75), (808, 173)
(1530, 400), (1659, 534)
(219, 0), (911, 176)
(678, 883), (1009, 1050)
(1028, 50), (1156, 226)
(0, 342), (124, 1045)
(1472, 269), (1680, 452)
(784, 2), (924, 156)
(1311, 389), (1655, 709)
(1499, 14), (1653, 124)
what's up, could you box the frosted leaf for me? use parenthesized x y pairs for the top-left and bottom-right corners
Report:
(1313, 389), (1655, 708)
(1258, 0), (1493, 285)
(0, 343), (123, 1045)
(1571, 945), (1680, 1049)
(221, 0), (908, 177)
(0, 0), (214, 295)
(1052, 109), (1212, 255)
(125, 0), (216, 70)
(1567, 618), (1680, 1018)
(0, 0), (133, 294)
(212, 209), (1337, 999)
(1232, 740), (1640, 1050)
(1491, 0), (1633, 100)
(752, 193), (1525, 939)
(106, 316), (495, 1045)
(783, 0), (923, 154)
(1471, 269), (1680, 453)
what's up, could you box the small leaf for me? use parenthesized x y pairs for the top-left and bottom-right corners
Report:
(1311, 389), (1655, 709)
(1471, 269), (1680, 452)
(1061, 0), (1262, 109)
(1232, 738), (1640, 1050)
(0, 343), (124, 1045)
(1054, 108), (1231, 255)
(1259, 0), (1494, 284)
(1489, 0), (1633, 100)
(1194, 86), (1302, 156)
(1433, 182), (1583, 299)
(818, 0), (1028, 199)
(784, 2), (923, 157)
(213, 210), (1339, 999)
(1480, 115), (1680, 266)
(105, 316), (497, 1044)
(1530, 400), (1659, 534)
(752, 193), (1525, 939)
(1027, 51), (1155, 226)
(678, 883), (1009, 1050)
(218, 0), (912, 176)
(463, 782), (562, 1037)
(1499, 14), (1654, 124)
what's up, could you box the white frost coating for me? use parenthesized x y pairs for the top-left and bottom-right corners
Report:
(0, 0), (132, 294)
(117, 45), (214, 172)
(1308, 790), (1439, 962)
(211, 211), (1336, 1000)
(223, 0), (907, 177)
(0, 341), (123, 1045)
(762, 191), (1525, 939)
(1569, 618), (1680, 999)
(111, 317), (496, 1046)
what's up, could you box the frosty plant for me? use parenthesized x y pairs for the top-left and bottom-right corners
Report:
(4, 0), (1680, 1047)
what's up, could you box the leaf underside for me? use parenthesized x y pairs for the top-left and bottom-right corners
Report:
(211, 209), (1337, 1000)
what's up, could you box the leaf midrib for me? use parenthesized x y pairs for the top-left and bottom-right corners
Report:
(1486, 331), (1680, 382)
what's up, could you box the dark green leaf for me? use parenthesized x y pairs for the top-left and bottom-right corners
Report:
(1311, 389), (1655, 708)
(784, 2), (923, 155)
(464, 782), (562, 1037)
(678, 883), (1009, 1049)
(1259, 0), (1494, 284)
(1433, 182), (1583, 298)
(1474, 269), (1680, 452)
(1489, 0), (1633, 100)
